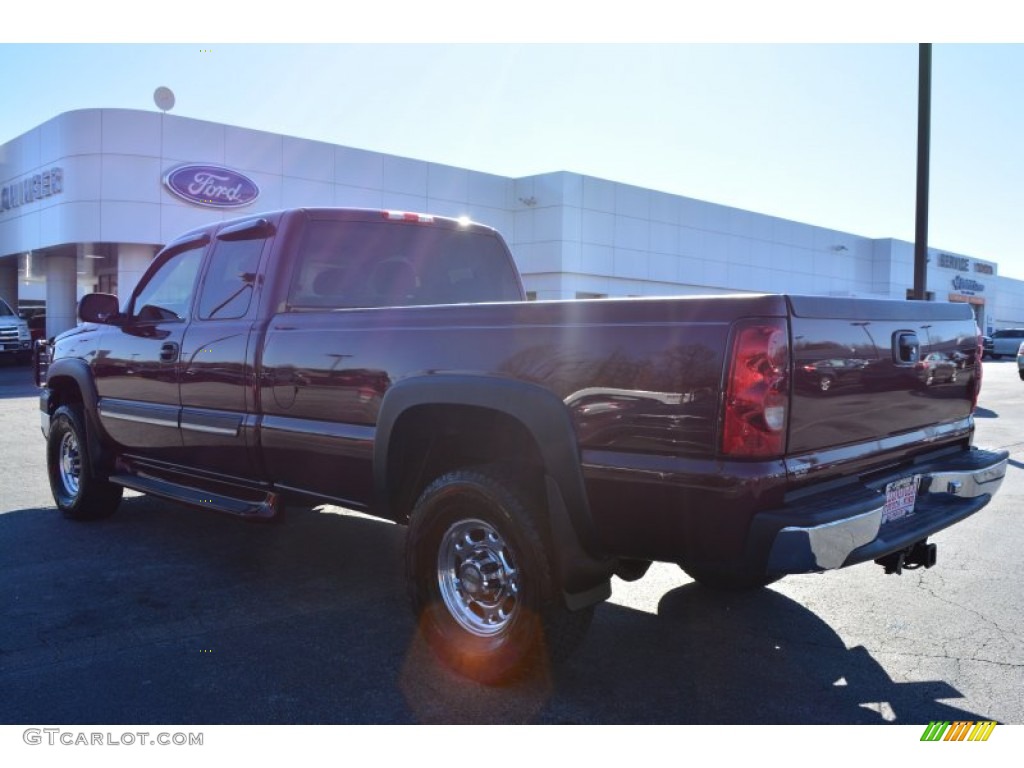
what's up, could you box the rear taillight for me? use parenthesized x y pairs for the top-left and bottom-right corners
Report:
(722, 319), (790, 459)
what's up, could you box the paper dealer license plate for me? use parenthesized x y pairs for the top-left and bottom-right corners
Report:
(883, 476), (920, 524)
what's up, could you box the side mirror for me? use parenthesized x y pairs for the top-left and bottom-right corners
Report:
(79, 293), (120, 324)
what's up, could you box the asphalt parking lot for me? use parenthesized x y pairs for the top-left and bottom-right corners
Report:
(1, 357), (1022, 725)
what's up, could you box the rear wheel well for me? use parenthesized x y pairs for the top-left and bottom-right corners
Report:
(46, 376), (84, 415)
(385, 404), (545, 522)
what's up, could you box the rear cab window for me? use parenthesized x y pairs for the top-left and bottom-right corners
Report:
(286, 216), (522, 311)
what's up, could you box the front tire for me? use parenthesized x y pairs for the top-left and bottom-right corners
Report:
(47, 405), (123, 520)
(405, 467), (592, 684)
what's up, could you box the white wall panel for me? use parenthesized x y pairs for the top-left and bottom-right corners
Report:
(580, 243), (613, 275)
(650, 191), (680, 225)
(614, 216), (648, 251)
(467, 172), (511, 209)
(580, 210), (614, 246)
(333, 185), (382, 209)
(102, 155), (163, 203)
(582, 177), (615, 213)
(382, 156), (428, 196)
(59, 154), (102, 204)
(382, 191), (428, 213)
(613, 248), (648, 280)
(650, 222), (678, 255)
(47, 202), (102, 244)
(649, 253), (677, 283)
(163, 116), (226, 164)
(427, 164), (469, 202)
(224, 126), (283, 176)
(335, 147), (384, 189)
(283, 137), (335, 183)
(532, 206), (562, 242)
(101, 110), (161, 157)
(40, 110), (102, 161)
(513, 210), (534, 243)
(615, 184), (649, 219)
(160, 204), (222, 243)
(282, 177), (335, 207)
(101, 202), (160, 243)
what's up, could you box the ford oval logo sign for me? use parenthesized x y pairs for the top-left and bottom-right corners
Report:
(163, 164), (260, 208)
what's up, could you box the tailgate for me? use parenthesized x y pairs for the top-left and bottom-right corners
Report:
(787, 296), (979, 458)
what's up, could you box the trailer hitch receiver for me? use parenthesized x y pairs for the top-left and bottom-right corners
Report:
(876, 540), (937, 575)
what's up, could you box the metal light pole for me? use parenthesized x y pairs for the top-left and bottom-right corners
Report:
(912, 43), (932, 301)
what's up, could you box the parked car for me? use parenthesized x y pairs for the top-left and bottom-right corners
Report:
(27, 312), (47, 343)
(796, 357), (868, 393)
(0, 296), (32, 364)
(982, 335), (993, 358)
(917, 352), (959, 386)
(988, 328), (1024, 359)
(1017, 342), (1024, 381)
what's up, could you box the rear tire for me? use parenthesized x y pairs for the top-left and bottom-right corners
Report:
(406, 466), (592, 684)
(47, 404), (122, 520)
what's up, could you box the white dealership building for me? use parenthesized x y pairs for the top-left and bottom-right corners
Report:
(2, 108), (1023, 337)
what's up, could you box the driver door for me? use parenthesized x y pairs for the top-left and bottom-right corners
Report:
(93, 238), (207, 464)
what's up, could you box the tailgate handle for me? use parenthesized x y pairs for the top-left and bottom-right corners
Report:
(894, 332), (920, 363)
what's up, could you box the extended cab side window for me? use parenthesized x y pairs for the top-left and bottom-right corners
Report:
(198, 238), (264, 320)
(130, 245), (205, 322)
(287, 219), (521, 310)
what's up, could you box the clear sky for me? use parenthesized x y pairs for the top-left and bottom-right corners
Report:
(3, 18), (1023, 279)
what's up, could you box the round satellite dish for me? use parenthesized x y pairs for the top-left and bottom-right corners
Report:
(153, 87), (176, 112)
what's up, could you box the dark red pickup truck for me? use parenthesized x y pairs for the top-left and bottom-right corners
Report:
(37, 208), (1008, 682)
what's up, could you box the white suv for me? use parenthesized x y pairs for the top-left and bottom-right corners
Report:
(988, 328), (1024, 359)
(0, 297), (32, 364)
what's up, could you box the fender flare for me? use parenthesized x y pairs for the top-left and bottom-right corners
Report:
(374, 374), (613, 607)
(44, 358), (109, 474)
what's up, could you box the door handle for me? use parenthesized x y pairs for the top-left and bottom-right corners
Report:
(160, 342), (180, 363)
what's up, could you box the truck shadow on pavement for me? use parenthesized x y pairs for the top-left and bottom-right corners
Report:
(0, 495), (990, 725)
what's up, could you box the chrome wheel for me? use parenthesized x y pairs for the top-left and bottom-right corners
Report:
(47, 405), (122, 520)
(58, 430), (82, 498)
(438, 518), (520, 637)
